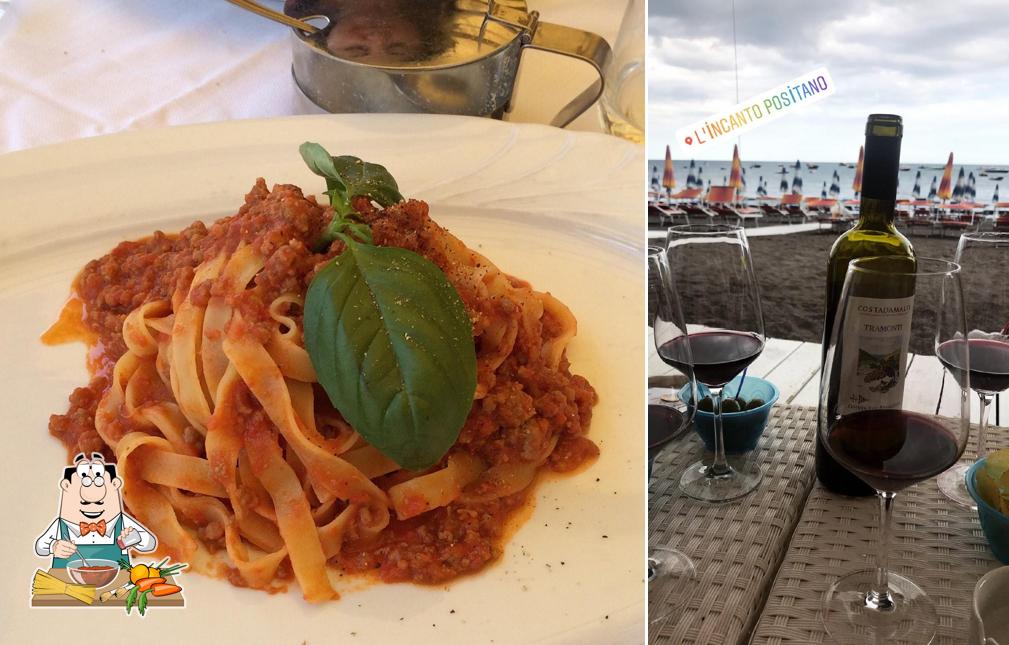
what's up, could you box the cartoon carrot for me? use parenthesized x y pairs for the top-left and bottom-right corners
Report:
(151, 583), (182, 597)
(134, 577), (166, 593)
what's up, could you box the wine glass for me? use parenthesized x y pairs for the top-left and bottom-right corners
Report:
(647, 248), (698, 626)
(649, 244), (683, 404)
(937, 231), (1009, 508)
(662, 224), (766, 502)
(599, 0), (643, 142)
(819, 256), (970, 643)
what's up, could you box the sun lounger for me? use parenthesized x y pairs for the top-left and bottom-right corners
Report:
(704, 186), (764, 227)
(778, 193), (808, 224)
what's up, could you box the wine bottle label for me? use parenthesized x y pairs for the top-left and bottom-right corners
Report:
(836, 295), (914, 415)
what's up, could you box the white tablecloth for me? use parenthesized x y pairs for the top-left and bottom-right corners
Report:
(0, 0), (626, 155)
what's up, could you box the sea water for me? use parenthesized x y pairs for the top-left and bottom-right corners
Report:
(647, 159), (1007, 203)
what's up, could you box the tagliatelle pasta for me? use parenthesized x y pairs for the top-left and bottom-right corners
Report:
(46, 179), (599, 601)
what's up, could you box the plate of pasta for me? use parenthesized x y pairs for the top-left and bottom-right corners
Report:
(0, 115), (643, 644)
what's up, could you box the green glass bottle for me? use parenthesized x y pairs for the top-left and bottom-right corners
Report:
(817, 114), (916, 496)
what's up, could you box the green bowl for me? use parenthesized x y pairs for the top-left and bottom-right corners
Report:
(966, 459), (1009, 564)
(678, 375), (779, 454)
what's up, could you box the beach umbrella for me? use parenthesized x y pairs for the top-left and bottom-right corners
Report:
(938, 152), (954, 201)
(994, 183), (1000, 202)
(791, 171), (803, 195)
(829, 170), (840, 198)
(729, 144), (744, 197)
(794, 159), (801, 172)
(696, 166), (704, 189)
(723, 175), (728, 184)
(928, 175), (938, 201)
(952, 167), (966, 201)
(911, 170), (921, 199)
(967, 171), (976, 201)
(650, 165), (660, 190)
(662, 145), (675, 199)
(756, 176), (767, 197)
(779, 175), (789, 193)
(686, 159), (697, 188)
(821, 181), (828, 199)
(852, 146), (864, 196)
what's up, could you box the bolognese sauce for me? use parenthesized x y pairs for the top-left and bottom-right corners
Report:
(46, 179), (598, 590)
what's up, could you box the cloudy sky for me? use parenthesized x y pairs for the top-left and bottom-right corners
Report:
(648, 0), (1009, 163)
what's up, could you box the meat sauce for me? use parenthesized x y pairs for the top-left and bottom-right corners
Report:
(47, 180), (598, 587)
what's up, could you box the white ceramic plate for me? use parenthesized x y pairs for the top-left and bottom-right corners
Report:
(0, 115), (644, 645)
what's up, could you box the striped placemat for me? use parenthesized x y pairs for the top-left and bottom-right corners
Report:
(649, 405), (818, 645)
(751, 423), (1008, 645)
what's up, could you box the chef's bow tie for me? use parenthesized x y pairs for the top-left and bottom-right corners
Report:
(80, 519), (107, 536)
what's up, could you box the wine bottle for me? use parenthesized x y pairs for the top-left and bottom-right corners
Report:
(817, 114), (916, 496)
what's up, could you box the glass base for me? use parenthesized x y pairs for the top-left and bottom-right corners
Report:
(648, 546), (697, 626)
(679, 460), (761, 503)
(822, 569), (936, 644)
(937, 461), (977, 510)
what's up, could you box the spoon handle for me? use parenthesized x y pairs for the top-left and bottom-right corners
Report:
(74, 546), (91, 568)
(224, 0), (320, 34)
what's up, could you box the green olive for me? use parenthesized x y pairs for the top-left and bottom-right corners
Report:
(697, 396), (714, 412)
(720, 398), (741, 413)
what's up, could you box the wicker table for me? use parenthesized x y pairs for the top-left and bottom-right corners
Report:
(649, 406), (819, 644)
(751, 420), (1007, 645)
(649, 404), (1007, 645)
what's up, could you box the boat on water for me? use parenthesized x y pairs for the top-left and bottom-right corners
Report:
(983, 167), (1009, 173)
(900, 167), (911, 171)
(807, 163), (819, 170)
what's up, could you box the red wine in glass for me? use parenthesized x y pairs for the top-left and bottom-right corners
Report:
(818, 256), (969, 644)
(936, 337), (1009, 394)
(657, 330), (763, 387)
(826, 409), (962, 493)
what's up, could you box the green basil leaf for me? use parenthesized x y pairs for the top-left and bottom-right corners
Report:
(299, 142), (351, 215)
(304, 241), (477, 471)
(331, 155), (404, 207)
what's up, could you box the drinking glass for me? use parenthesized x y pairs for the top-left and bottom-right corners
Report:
(649, 245), (682, 404)
(937, 232), (1009, 508)
(646, 248), (698, 626)
(599, 0), (643, 142)
(819, 256), (970, 643)
(662, 225), (765, 502)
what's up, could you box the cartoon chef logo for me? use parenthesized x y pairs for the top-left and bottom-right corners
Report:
(35, 452), (156, 565)
(30, 453), (186, 614)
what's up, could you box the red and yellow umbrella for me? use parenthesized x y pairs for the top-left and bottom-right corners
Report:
(852, 145), (864, 195)
(662, 145), (675, 197)
(728, 144), (743, 198)
(938, 152), (954, 201)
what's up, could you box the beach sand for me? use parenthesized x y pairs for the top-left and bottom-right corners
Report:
(747, 231), (960, 354)
(649, 231), (964, 355)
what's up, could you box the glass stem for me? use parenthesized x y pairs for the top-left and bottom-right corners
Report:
(866, 491), (896, 611)
(977, 393), (992, 460)
(708, 387), (731, 476)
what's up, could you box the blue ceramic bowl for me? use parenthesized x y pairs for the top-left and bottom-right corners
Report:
(678, 375), (779, 454)
(967, 459), (1009, 564)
